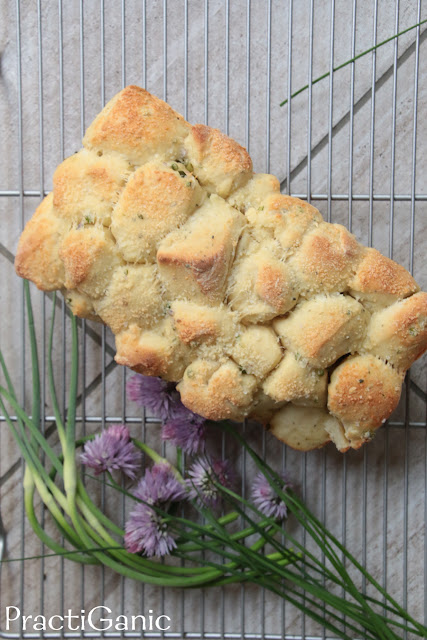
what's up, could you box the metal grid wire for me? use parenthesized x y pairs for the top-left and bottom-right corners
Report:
(0, 1), (426, 638)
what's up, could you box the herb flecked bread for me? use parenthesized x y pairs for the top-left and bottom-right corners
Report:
(15, 86), (427, 452)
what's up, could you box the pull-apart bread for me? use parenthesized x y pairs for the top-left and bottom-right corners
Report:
(15, 86), (427, 452)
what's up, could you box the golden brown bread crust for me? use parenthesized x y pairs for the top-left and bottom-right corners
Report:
(59, 226), (122, 298)
(177, 359), (257, 421)
(157, 195), (244, 302)
(14, 86), (427, 453)
(230, 325), (282, 378)
(53, 149), (131, 225)
(228, 173), (280, 212)
(245, 194), (322, 253)
(362, 292), (427, 370)
(111, 161), (204, 263)
(262, 351), (328, 407)
(327, 354), (404, 448)
(290, 223), (361, 294)
(93, 264), (163, 333)
(83, 85), (190, 165)
(349, 248), (419, 310)
(172, 302), (223, 345)
(273, 294), (369, 368)
(115, 320), (193, 381)
(184, 124), (252, 197)
(227, 238), (299, 323)
(15, 193), (65, 291)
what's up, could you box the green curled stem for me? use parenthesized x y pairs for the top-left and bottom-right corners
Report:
(23, 467), (97, 565)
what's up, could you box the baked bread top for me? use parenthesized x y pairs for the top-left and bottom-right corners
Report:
(15, 86), (427, 452)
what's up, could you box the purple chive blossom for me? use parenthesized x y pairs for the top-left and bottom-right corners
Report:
(187, 457), (236, 508)
(127, 374), (207, 453)
(162, 405), (206, 455)
(126, 374), (180, 421)
(80, 424), (141, 480)
(251, 471), (292, 521)
(124, 463), (187, 557)
(133, 462), (188, 505)
(125, 507), (178, 556)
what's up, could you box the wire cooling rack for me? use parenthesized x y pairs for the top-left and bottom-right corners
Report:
(0, 1), (426, 638)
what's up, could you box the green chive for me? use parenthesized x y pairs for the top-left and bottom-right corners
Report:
(280, 20), (427, 107)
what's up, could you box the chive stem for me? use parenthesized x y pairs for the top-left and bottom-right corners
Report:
(280, 19), (427, 106)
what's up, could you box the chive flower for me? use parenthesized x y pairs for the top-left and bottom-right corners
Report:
(133, 462), (188, 505)
(251, 470), (292, 520)
(127, 374), (207, 453)
(125, 509), (179, 557)
(161, 405), (206, 454)
(126, 374), (180, 421)
(124, 463), (188, 556)
(80, 424), (141, 479)
(187, 457), (235, 508)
